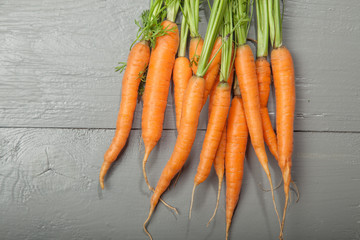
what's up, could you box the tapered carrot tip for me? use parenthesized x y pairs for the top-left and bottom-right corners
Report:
(189, 183), (198, 219)
(225, 221), (230, 240)
(207, 178), (222, 226)
(144, 206), (155, 240)
(99, 161), (111, 189)
(142, 150), (152, 191)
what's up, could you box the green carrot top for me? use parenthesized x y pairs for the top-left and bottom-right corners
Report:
(184, 0), (200, 38)
(196, 0), (228, 77)
(220, 0), (234, 83)
(268, 0), (282, 48)
(233, 0), (252, 47)
(178, 1), (190, 57)
(166, 0), (181, 23)
(256, 0), (269, 57)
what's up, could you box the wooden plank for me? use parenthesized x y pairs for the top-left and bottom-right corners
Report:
(0, 0), (359, 131)
(0, 128), (359, 239)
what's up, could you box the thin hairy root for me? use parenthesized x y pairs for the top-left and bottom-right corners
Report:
(226, 221), (230, 240)
(143, 206), (155, 240)
(207, 178), (222, 226)
(189, 184), (197, 219)
(148, 187), (178, 215)
(259, 178), (283, 192)
(268, 175), (281, 228)
(142, 150), (152, 191)
(291, 180), (300, 203)
(279, 194), (289, 240)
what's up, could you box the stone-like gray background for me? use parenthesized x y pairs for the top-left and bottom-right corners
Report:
(0, 0), (359, 239)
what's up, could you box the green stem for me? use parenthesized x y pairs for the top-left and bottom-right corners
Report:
(184, 0), (200, 38)
(166, 0), (181, 23)
(196, 0), (228, 77)
(178, 8), (189, 57)
(268, 0), (282, 48)
(234, 0), (251, 46)
(220, 1), (233, 83)
(256, 0), (269, 57)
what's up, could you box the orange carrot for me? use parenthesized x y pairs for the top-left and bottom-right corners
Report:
(256, 57), (279, 160)
(189, 37), (204, 74)
(225, 96), (248, 240)
(173, 10), (192, 130)
(234, 44), (279, 223)
(144, 76), (205, 239)
(189, 81), (230, 218)
(203, 37), (222, 105)
(142, 20), (179, 190)
(99, 41), (150, 189)
(144, 2), (227, 238)
(271, 46), (295, 239)
(173, 57), (192, 130)
(268, 0), (296, 237)
(207, 67), (234, 225)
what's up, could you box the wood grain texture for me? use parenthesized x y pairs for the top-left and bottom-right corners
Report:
(0, 128), (359, 239)
(0, 0), (359, 131)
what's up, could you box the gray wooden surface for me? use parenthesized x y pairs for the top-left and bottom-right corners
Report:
(0, 0), (359, 240)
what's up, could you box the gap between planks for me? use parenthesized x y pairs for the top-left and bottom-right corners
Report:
(0, 126), (359, 134)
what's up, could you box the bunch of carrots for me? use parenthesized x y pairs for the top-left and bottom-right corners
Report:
(99, 0), (297, 239)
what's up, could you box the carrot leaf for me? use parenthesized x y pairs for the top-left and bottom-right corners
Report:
(115, 62), (127, 73)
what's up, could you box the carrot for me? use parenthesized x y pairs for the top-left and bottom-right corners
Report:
(184, 0), (202, 75)
(225, 95), (248, 240)
(207, 123), (226, 226)
(173, 8), (192, 130)
(191, 4), (234, 221)
(233, 0), (280, 226)
(189, 81), (230, 218)
(144, 1), (227, 238)
(203, 37), (222, 105)
(272, 46), (295, 240)
(99, 0), (170, 188)
(141, 18), (179, 191)
(144, 76), (205, 239)
(207, 67), (234, 226)
(99, 41), (150, 189)
(189, 37), (204, 74)
(256, 58), (279, 160)
(255, 0), (279, 161)
(268, 0), (296, 238)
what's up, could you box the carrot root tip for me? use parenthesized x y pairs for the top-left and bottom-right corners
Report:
(189, 183), (197, 220)
(267, 173), (281, 228)
(99, 161), (111, 190)
(142, 150), (152, 191)
(226, 222), (230, 240)
(207, 178), (222, 227)
(143, 206), (155, 240)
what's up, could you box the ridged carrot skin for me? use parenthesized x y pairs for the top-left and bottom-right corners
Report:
(151, 76), (204, 207)
(214, 124), (226, 180)
(271, 46), (295, 238)
(173, 57), (193, 130)
(225, 96), (248, 239)
(207, 68), (234, 224)
(189, 37), (204, 74)
(100, 41), (150, 189)
(141, 20), (179, 190)
(194, 82), (230, 185)
(203, 37), (222, 105)
(235, 44), (280, 225)
(256, 57), (279, 160)
(234, 45), (272, 179)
